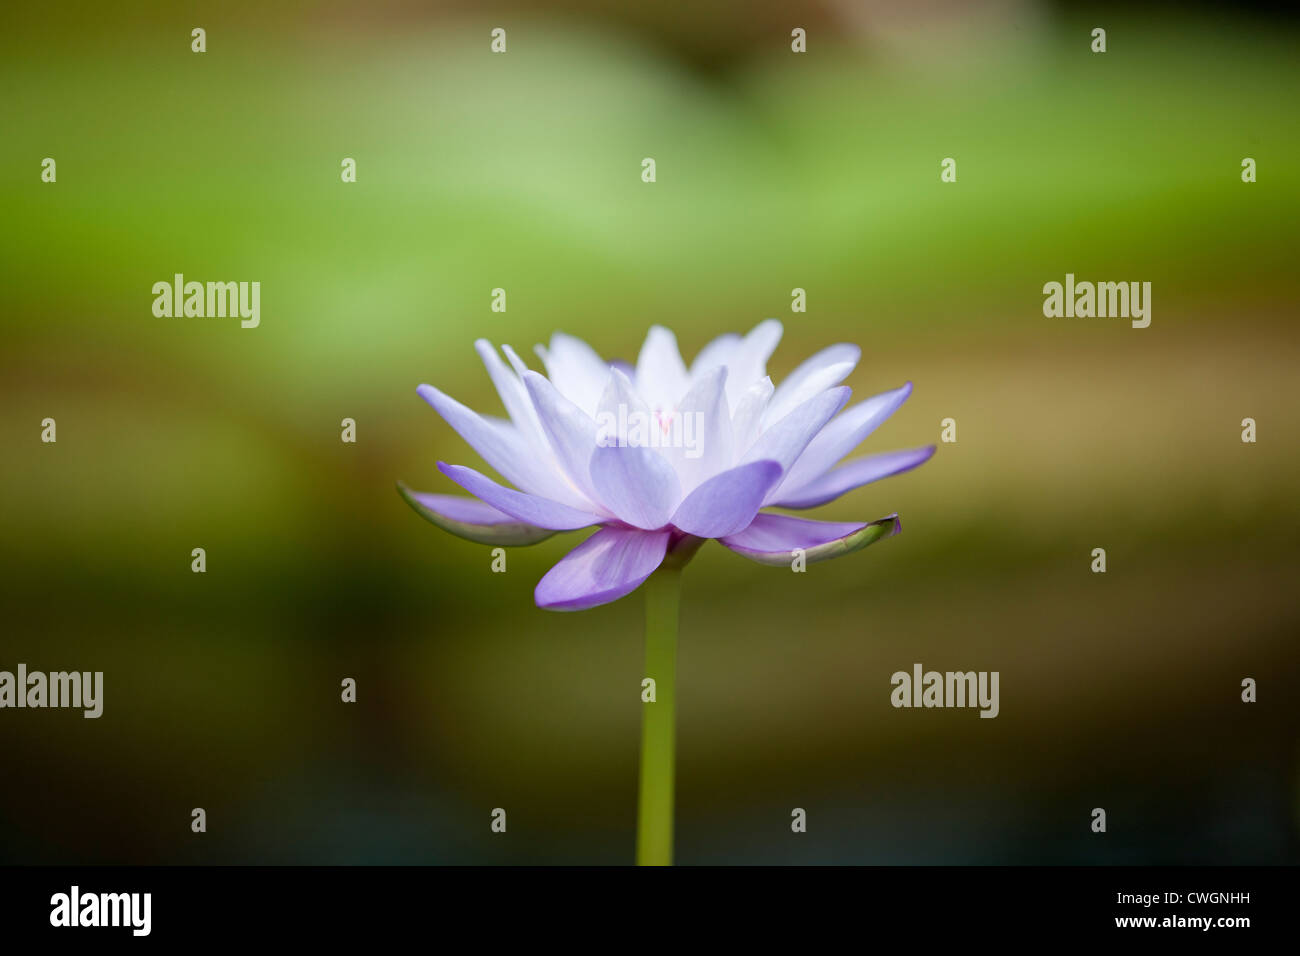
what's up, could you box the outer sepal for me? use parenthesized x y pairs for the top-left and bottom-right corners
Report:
(397, 481), (559, 546)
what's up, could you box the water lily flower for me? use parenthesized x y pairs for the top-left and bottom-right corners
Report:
(399, 320), (932, 865)
(399, 320), (934, 610)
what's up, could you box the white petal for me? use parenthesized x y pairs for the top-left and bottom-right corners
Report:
(724, 319), (783, 408)
(475, 340), (545, 444)
(689, 332), (740, 380)
(521, 370), (604, 505)
(595, 366), (654, 448)
(730, 376), (774, 459)
(763, 343), (860, 427)
(635, 325), (690, 412)
(535, 332), (610, 418)
(591, 367), (682, 528)
(501, 343), (533, 380)
(662, 365), (732, 495)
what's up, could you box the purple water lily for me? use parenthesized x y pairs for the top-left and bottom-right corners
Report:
(399, 320), (934, 610)
(401, 319), (933, 864)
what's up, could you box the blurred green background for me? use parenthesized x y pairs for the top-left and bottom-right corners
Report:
(2, 0), (1297, 864)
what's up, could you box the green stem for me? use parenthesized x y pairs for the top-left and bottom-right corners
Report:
(636, 565), (681, 866)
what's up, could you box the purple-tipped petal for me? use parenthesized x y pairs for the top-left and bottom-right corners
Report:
(588, 443), (681, 530)
(720, 512), (902, 566)
(535, 527), (671, 611)
(418, 383), (530, 485)
(777, 382), (913, 495)
(772, 446), (936, 509)
(671, 460), (784, 538)
(417, 383), (586, 509)
(742, 386), (851, 474)
(438, 462), (604, 530)
(397, 482), (558, 546)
